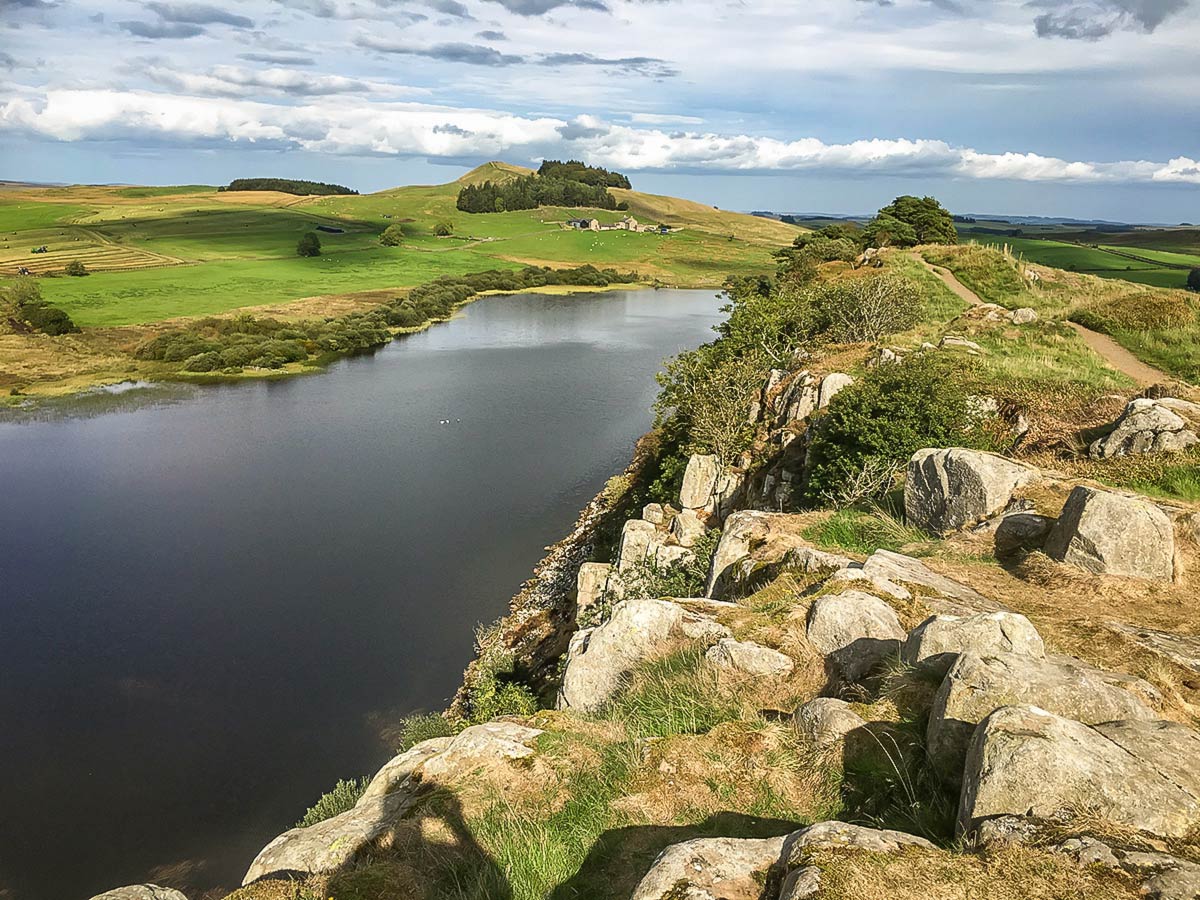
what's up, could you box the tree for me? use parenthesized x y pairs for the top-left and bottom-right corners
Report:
(1188, 268), (1200, 292)
(433, 221), (454, 237)
(379, 224), (405, 246)
(863, 212), (918, 249)
(64, 260), (88, 276)
(296, 232), (321, 257)
(865, 196), (957, 248)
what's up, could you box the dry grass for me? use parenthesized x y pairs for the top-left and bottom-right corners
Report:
(808, 844), (1138, 899)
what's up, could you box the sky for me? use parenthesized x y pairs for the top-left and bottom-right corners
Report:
(1, 0), (1197, 221)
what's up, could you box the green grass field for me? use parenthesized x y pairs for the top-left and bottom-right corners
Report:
(960, 232), (1195, 289)
(0, 165), (801, 326)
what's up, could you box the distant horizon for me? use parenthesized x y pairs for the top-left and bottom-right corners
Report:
(3, 0), (1197, 224)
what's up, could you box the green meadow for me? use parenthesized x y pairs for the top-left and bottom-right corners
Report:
(0, 165), (800, 327)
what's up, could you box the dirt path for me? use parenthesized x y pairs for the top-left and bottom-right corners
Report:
(918, 256), (1171, 388)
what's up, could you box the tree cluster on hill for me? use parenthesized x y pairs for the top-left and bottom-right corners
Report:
(535, 160), (631, 189)
(1, 278), (78, 335)
(456, 176), (618, 214)
(220, 178), (358, 196)
(865, 196), (957, 248)
(1188, 268), (1200, 292)
(135, 264), (639, 373)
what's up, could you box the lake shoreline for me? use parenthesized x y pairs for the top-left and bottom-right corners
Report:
(3, 281), (719, 412)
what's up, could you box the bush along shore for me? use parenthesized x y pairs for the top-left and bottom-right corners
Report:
(95, 212), (1200, 900)
(132, 264), (641, 377)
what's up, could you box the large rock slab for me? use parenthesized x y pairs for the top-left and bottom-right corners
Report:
(706, 637), (794, 677)
(359, 737), (453, 803)
(1044, 486), (1175, 582)
(89, 888), (188, 900)
(244, 722), (542, 884)
(859, 550), (1000, 613)
(557, 598), (728, 711)
(1103, 621), (1200, 674)
(928, 650), (1158, 782)
(705, 510), (811, 598)
(671, 508), (707, 548)
(679, 454), (721, 509)
(903, 611), (1044, 677)
(1090, 398), (1199, 459)
(817, 373), (854, 409)
(905, 448), (1041, 534)
(958, 706), (1200, 839)
(617, 519), (660, 572)
(806, 590), (905, 682)
(575, 562), (612, 613)
(630, 835), (787, 900)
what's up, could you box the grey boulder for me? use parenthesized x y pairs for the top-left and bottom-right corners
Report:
(1045, 486), (1175, 582)
(630, 835), (787, 900)
(89, 888), (188, 900)
(1090, 398), (1199, 460)
(959, 706), (1200, 839)
(928, 650), (1158, 782)
(903, 611), (1044, 677)
(706, 637), (794, 677)
(805, 591), (905, 682)
(558, 598), (728, 711)
(905, 448), (1040, 534)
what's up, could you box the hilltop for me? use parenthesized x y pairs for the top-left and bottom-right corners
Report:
(0, 163), (803, 399)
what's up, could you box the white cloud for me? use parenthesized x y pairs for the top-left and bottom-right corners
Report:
(2, 88), (1196, 185)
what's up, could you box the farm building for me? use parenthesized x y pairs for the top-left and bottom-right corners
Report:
(567, 218), (600, 231)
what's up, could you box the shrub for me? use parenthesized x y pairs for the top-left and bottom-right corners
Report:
(395, 712), (457, 751)
(296, 232), (321, 257)
(433, 221), (454, 237)
(64, 260), (88, 276)
(379, 224), (405, 246)
(803, 356), (998, 504)
(809, 274), (923, 343)
(19, 301), (78, 335)
(611, 529), (723, 611)
(295, 777), (369, 828)
(1188, 268), (1200, 292)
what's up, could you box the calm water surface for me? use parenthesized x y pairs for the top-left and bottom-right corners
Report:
(0, 289), (724, 900)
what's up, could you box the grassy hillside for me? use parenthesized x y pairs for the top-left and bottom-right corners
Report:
(957, 224), (1199, 290)
(0, 163), (801, 327)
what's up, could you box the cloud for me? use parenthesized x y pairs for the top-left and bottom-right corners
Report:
(426, 0), (472, 16)
(238, 52), (316, 65)
(1031, 0), (1188, 39)
(355, 34), (526, 64)
(538, 52), (678, 77)
(119, 20), (206, 38)
(141, 64), (376, 97)
(144, 2), (255, 27)
(476, 29), (506, 39)
(0, 0), (56, 9)
(3, 88), (1196, 187)
(630, 113), (704, 125)
(482, 0), (609, 15)
(0, 52), (15, 69)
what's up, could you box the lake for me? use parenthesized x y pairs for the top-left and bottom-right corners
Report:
(0, 288), (725, 900)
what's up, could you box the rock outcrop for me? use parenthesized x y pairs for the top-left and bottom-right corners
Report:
(805, 590), (906, 683)
(1089, 398), (1199, 459)
(859, 550), (1000, 613)
(558, 598), (729, 711)
(679, 454), (722, 510)
(244, 723), (543, 884)
(89, 888), (188, 900)
(575, 562), (612, 613)
(903, 611), (1044, 677)
(705, 510), (811, 598)
(904, 448), (1040, 534)
(958, 706), (1200, 839)
(705, 637), (794, 677)
(617, 519), (659, 572)
(928, 650), (1158, 781)
(1044, 486), (1175, 581)
(630, 835), (786, 900)
(793, 697), (867, 750)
